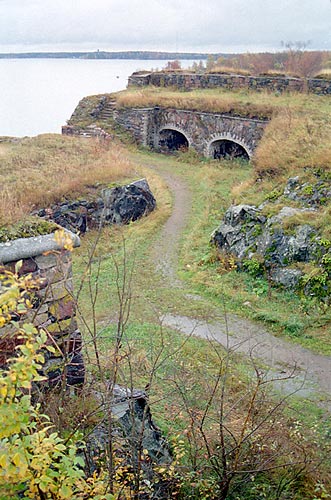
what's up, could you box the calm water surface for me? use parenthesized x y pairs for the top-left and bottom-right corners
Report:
(0, 59), (194, 137)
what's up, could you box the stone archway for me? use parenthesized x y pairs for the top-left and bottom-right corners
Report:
(209, 139), (250, 160)
(158, 128), (189, 152)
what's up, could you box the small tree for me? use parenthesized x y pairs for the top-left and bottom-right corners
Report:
(164, 60), (182, 71)
(281, 41), (323, 77)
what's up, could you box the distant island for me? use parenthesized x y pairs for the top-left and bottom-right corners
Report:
(0, 50), (226, 60)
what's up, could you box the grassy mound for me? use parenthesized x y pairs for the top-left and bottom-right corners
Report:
(0, 134), (134, 228)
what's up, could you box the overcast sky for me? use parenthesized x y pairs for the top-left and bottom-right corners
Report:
(0, 0), (330, 54)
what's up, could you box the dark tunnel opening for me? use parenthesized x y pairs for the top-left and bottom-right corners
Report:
(158, 129), (189, 152)
(210, 139), (250, 160)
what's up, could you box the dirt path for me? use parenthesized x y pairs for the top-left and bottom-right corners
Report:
(152, 170), (191, 288)
(149, 165), (331, 409)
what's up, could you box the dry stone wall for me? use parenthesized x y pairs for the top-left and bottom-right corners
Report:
(0, 232), (84, 388)
(61, 124), (112, 140)
(128, 72), (331, 95)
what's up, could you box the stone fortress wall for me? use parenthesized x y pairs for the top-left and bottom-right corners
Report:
(114, 106), (267, 158)
(63, 71), (330, 160)
(128, 72), (331, 95)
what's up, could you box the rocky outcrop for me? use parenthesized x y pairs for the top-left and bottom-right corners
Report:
(212, 203), (326, 290)
(212, 204), (267, 260)
(212, 203), (317, 267)
(284, 176), (331, 207)
(34, 179), (156, 234)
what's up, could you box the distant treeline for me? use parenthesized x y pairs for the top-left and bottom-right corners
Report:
(0, 50), (226, 60)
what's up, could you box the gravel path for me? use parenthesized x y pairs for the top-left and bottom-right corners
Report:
(150, 165), (331, 408)
(152, 170), (191, 288)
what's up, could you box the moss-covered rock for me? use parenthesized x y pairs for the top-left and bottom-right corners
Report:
(0, 217), (59, 243)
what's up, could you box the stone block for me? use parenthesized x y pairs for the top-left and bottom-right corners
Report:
(38, 278), (74, 302)
(45, 317), (77, 336)
(0, 234), (80, 265)
(4, 258), (38, 275)
(48, 295), (76, 321)
(34, 251), (71, 270)
(40, 261), (72, 284)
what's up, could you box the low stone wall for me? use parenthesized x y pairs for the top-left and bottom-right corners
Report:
(62, 124), (112, 140)
(0, 231), (84, 388)
(33, 179), (156, 233)
(128, 72), (331, 95)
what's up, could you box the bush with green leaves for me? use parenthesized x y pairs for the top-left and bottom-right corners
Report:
(0, 263), (113, 498)
(0, 323), (109, 499)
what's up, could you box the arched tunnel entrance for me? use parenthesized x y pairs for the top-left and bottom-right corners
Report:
(210, 139), (250, 160)
(158, 128), (189, 153)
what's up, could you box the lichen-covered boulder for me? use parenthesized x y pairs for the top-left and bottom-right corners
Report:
(211, 204), (266, 259)
(212, 203), (322, 290)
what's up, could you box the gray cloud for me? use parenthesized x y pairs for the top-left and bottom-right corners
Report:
(0, 0), (330, 52)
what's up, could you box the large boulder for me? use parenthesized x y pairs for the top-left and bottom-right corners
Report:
(97, 178), (156, 225)
(34, 179), (156, 233)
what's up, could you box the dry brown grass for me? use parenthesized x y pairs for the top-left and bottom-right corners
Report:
(207, 65), (251, 76)
(115, 88), (275, 119)
(253, 106), (331, 177)
(115, 86), (331, 123)
(314, 69), (331, 80)
(0, 134), (134, 226)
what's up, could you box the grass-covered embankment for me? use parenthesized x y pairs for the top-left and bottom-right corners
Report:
(0, 134), (134, 228)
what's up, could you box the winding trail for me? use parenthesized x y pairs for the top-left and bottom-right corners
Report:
(152, 171), (191, 289)
(149, 164), (331, 409)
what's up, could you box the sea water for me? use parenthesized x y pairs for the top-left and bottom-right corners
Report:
(0, 58), (195, 137)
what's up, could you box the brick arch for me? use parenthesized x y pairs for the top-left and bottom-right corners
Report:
(206, 133), (253, 159)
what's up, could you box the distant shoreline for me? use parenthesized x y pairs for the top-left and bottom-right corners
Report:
(0, 50), (224, 60)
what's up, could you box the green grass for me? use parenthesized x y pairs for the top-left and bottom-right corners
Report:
(8, 137), (324, 496)
(72, 147), (330, 355)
